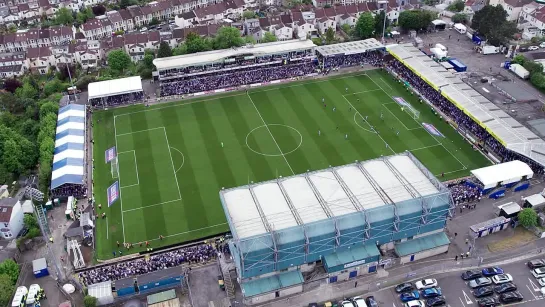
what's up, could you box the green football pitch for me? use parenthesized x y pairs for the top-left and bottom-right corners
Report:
(92, 69), (490, 260)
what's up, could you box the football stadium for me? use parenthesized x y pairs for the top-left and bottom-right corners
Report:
(83, 38), (545, 302)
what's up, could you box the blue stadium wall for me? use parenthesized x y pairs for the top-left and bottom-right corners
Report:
(228, 192), (452, 280)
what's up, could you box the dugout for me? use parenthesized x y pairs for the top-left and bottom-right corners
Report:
(496, 202), (521, 219)
(469, 216), (510, 238)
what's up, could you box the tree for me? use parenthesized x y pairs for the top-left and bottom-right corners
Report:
(0, 259), (19, 285)
(92, 5), (106, 16)
(374, 10), (389, 38)
(184, 32), (209, 54)
(354, 12), (375, 39)
(173, 44), (188, 56)
(213, 26), (244, 50)
(157, 42), (172, 58)
(242, 10), (256, 19)
(84, 295), (98, 307)
(58, 64), (76, 81)
(3, 139), (22, 174)
(399, 10), (436, 31)
(524, 61), (543, 76)
(15, 83), (38, 100)
(262, 32), (278, 43)
(244, 35), (256, 44)
(108, 50), (131, 72)
(452, 13), (468, 24)
(3, 78), (22, 93)
(54, 7), (74, 25)
(518, 208), (538, 227)
(75, 75), (96, 91)
(341, 24), (351, 35)
(325, 27), (335, 45)
(149, 17), (160, 26)
(119, 0), (135, 9)
(142, 53), (154, 69)
(24, 214), (39, 229)
(472, 5), (517, 46)
(447, 0), (465, 12)
(76, 8), (94, 24)
(0, 274), (14, 307)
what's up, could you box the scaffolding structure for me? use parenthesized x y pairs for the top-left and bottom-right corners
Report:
(221, 152), (453, 280)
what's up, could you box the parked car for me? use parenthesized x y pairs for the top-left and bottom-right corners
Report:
(415, 279), (438, 290)
(426, 296), (446, 306)
(396, 283), (414, 293)
(482, 267), (503, 276)
(469, 277), (492, 288)
(461, 270), (482, 280)
(494, 282), (517, 294)
(421, 287), (442, 298)
(539, 277), (545, 287)
(477, 297), (499, 307)
(532, 267), (545, 278)
(519, 46), (529, 52)
(473, 286), (494, 298)
(365, 296), (378, 307)
(492, 273), (513, 284)
(351, 296), (367, 307)
(540, 42), (545, 48)
(341, 301), (355, 307)
(527, 259), (545, 269)
(499, 291), (523, 303)
(529, 46), (539, 51)
(400, 290), (420, 302)
(404, 301), (425, 307)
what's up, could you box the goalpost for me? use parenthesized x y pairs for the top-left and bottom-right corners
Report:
(404, 105), (420, 120)
(111, 156), (119, 179)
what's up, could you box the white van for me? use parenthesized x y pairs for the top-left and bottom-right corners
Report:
(352, 296), (368, 307)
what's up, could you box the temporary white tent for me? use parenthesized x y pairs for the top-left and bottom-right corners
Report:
(88, 76), (143, 100)
(471, 160), (533, 189)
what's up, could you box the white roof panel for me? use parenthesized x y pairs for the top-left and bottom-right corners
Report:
(364, 160), (412, 203)
(252, 183), (298, 231)
(51, 166), (84, 180)
(387, 155), (439, 196)
(471, 160), (533, 187)
(309, 171), (357, 216)
(55, 135), (84, 147)
(57, 109), (85, 121)
(53, 150), (84, 162)
(223, 188), (266, 239)
(56, 122), (85, 133)
(335, 165), (385, 210)
(88, 76), (143, 100)
(281, 177), (327, 224)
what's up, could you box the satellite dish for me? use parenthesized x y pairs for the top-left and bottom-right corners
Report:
(62, 284), (75, 294)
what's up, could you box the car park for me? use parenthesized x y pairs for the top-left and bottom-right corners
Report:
(532, 267), (545, 278)
(365, 296), (378, 307)
(396, 283), (414, 293)
(493, 282), (517, 294)
(461, 270), (482, 280)
(469, 277), (492, 288)
(415, 279), (438, 289)
(426, 296), (446, 306)
(421, 287), (442, 298)
(527, 259), (545, 269)
(400, 290), (420, 302)
(477, 297), (499, 307)
(404, 301), (425, 307)
(499, 291), (523, 303)
(473, 286), (494, 298)
(351, 296), (367, 307)
(491, 273), (512, 284)
(482, 267), (503, 276)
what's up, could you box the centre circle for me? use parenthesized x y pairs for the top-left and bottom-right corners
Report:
(246, 124), (303, 157)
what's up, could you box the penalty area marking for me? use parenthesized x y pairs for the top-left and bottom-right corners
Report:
(353, 113), (377, 134)
(141, 222), (229, 243)
(245, 124), (303, 157)
(170, 147), (185, 173)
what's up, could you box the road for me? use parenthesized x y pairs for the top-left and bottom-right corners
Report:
(368, 257), (545, 307)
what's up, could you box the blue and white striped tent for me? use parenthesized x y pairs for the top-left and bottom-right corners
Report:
(51, 104), (86, 190)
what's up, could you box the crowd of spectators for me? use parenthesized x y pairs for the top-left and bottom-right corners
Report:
(51, 184), (87, 199)
(160, 61), (317, 96)
(387, 58), (544, 176)
(79, 241), (226, 286)
(321, 51), (384, 69)
(447, 180), (481, 205)
(90, 91), (144, 109)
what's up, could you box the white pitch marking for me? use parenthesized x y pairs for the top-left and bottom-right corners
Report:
(113, 116), (126, 243)
(122, 198), (182, 213)
(409, 144), (442, 152)
(163, 127), (182, 199)
(170, 147), (185, 173)
(116, 126), (164, 137)
(246, 93), (295, 175)
(342, 88), (383, 96)
(106, 216), (109, 239)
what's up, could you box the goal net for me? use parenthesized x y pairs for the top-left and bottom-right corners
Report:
(393, 97), (420, 119)
(111, 156), (119, 179)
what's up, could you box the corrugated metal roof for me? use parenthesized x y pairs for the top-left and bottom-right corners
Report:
(323, 243), (380, 269)
(241, 270), (303, 297)
(394, 232), (450, 256)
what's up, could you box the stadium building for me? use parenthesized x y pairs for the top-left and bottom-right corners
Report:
(220, 152), (453, 304)
(51, 104), (87, 198)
